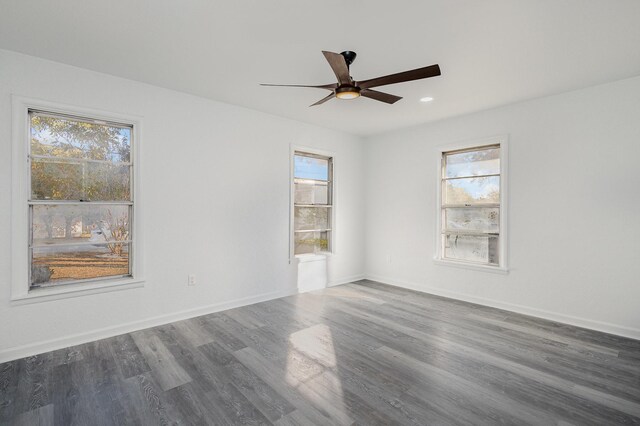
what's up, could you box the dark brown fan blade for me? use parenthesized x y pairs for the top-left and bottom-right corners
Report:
(309, 93), (335, 107)
(360, 89), (402, 104)
(322, 51), (351, 85)
(261, 83), (337, 90)
(357, 64), (441, 90)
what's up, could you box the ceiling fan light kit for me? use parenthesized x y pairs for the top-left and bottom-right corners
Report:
(335, 86), (361, 100)
(261, 50), (441, 107)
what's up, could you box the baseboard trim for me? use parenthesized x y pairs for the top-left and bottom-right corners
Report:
(365, 274), (640, 341)
(328, 274), (366, 287)
(0, 287), (298, 363)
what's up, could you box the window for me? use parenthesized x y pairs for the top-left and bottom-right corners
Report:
(28, 110), (134, 289)
(436, 140), (507, 271)
(292, 151), (333, 255)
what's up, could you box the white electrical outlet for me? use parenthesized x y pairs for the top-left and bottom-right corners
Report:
(188, 274), (196, 286)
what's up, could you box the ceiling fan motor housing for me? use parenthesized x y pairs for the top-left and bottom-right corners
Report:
(340, 51), (357, 67)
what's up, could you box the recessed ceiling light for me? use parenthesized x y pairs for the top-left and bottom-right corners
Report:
(420, 96), (434, 103)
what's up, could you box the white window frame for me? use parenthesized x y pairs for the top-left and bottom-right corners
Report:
(434, 135), (509, 274)
(289, 145), (336, 261)
(11, 96), (145, 303)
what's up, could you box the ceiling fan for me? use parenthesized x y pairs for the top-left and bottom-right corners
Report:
(261, 51), (441, 106)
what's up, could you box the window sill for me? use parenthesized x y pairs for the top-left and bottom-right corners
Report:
(433, 258), (509, 275)
(10, 277), (145, 305)
(295, 252), (333, 263)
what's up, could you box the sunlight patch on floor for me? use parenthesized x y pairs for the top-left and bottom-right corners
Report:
(284, 301), (352, 424)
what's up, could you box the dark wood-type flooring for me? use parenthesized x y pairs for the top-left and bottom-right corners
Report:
(1, 280), (640, 425)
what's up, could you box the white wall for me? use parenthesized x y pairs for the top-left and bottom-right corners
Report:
(364, 76), (640, 339)
(0, 49), (365, 360)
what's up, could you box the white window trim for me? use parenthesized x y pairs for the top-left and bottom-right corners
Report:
(433, 135), (509, 274)
(289, 144), (337, 263)
(10, 95), (145, 304)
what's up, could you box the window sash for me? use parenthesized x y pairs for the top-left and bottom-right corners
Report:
(32, 273), (133, 289)
(442, 173), (500, 181)
(442, 143), (500, 156)
(294, 230), (332, 255)
(442, 203), (500, 208)
(440, 144), (501, 267)
(29, 241), (133, 288)
(294, 200), (332, 233)
(30, 239), (134, 248)
(293, 178), (330, 184)
(28, 200), (133, 205)
(293, 151), (333, 254)
(442, 234), (500, 265)
(30, 154), (132, 167)
(442, 144), (500, 180)
(29, 109), (133, 130)
(28, 109), (135, 289)
(29, 159), (133, 202)
(28, 202), (134, 287)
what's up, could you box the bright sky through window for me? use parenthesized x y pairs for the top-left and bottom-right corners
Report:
(294, 155), (329, 180)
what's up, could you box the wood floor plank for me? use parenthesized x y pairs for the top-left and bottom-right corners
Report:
(85, 339), (141, 425)
(10, 403), (54, 426)
(130, 330), (192, 391)
(204, 381), (272, 425)
(49, 346), (84, 368)
(0, 360), (20, 422)
(123, 372), (183, 425)
(224, 360), (296, 422)
(225, 307), (268, 329)
(172, 317), (216, 347)
(50, 360), (99, 426)
(2, 280), (639, 425)
(163, 382), (213, 426)
(153, 324), (225, 393)
(109, 334), (151, 379)
(233, 347), (337, 425)
(10, 353), (53, 417)
(200, 316), (249, 352)
(272, 409), (318, 426)
(303, 369), (398, 425)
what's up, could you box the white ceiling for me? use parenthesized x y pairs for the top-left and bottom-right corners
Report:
(2, 0), (640, 136)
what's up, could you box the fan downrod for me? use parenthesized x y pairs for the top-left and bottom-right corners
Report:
(340, 51), (357, 68)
